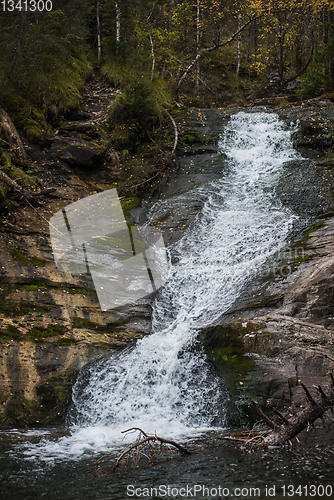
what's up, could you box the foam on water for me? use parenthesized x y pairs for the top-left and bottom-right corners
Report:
(20, 112), (299, 461)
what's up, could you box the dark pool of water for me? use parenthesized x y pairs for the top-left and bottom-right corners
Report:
(1, 427), (334, 500)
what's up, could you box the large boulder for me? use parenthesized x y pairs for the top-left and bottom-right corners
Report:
(50, 136), (106, 168)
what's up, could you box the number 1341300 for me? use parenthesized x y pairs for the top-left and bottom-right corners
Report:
(2, 0), (52, 11)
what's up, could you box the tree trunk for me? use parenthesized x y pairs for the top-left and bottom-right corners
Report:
(115, 0), (121, 51)
(97, 2), (101, 63)
(195, 0), (200, 90)
(0, 106), (27, 163)
(236, 4), (242, 77)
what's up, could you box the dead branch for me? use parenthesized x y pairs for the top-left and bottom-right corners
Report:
(0, 169), (56, 201)
(164, 109), (178, 155)
(252, 401), (276, 430)
(300, 382), (318, 406)
(252, 372), (334, 447)
(270, 405), (290, 425)
(95, 428), (191, 474)
(122, 427), (149, 437)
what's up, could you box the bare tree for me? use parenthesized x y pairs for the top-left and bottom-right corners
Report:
(97, 2), (101, 63)
(236, 3), (242, 77)
(115, 0), (121, 49)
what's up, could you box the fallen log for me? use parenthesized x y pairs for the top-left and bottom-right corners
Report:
(253, 372), (334, 446)
(0, 169), (56, 201)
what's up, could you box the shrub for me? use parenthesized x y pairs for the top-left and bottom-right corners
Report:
(108, 77), (171, 151)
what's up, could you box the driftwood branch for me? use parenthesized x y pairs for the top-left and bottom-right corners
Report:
(252, 373), (334, 446)
(94, 428), (191, 474)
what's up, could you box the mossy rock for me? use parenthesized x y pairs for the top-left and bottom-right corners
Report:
(179, 131), (204, 146)
(202, 321), (262, 386)
(121, 197), (141, 216)
(0, 300), (49, 318)
(27, 324), (67, 343)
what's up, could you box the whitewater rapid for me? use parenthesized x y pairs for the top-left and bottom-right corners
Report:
(22, 111), (299, 460)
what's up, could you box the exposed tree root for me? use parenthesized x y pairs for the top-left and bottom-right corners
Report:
(94, 427), (191, 475)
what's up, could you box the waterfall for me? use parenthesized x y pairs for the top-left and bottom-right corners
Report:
(23, 112), (299, 460)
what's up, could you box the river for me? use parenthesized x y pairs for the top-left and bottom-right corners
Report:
(1, 111), (334, 499)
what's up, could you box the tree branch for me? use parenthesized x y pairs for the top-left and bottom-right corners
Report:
(96, 428), (191, 474)
(285, 39), (314, 84)
(176, 15), (264, 93)
(164, 109), (178, 155)
(252, 401), (277, 430)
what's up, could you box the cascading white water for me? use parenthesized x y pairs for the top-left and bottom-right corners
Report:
(23, 112), (300, 460)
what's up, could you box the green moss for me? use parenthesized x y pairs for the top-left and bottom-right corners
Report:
(203, 321), (260, 385)
(0, 300), (49, 317)
(10, 248), (46, 267)
(28, 324), (67, 343)
(179, 132), (203, 145)
(3, 93), (52, 145)
(56, 337), (76, 346)
(202, 321), (273, 425)
(121, 197), (141, 216)
(0, 325), (23, 342)
(301, 220), (325, 242)
(24, 280), (47, 291)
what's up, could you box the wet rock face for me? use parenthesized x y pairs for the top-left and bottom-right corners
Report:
(0, 224), (153, 428)
(278, 103), (334, 152)
(204, 219), (334, 420)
